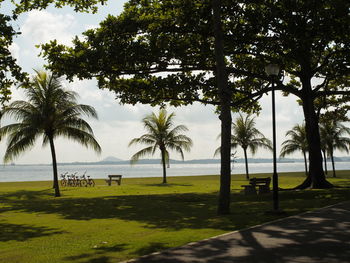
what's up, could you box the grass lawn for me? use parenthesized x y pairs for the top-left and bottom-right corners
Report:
(1, 171), (350, 263)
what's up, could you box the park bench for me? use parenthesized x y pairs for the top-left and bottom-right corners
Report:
(105, 175), (122, 186)
(241, 177), (271, 195)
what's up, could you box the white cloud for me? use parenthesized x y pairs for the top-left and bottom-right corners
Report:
(21, 10), (76, 46)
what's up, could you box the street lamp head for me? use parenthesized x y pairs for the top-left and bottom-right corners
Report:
(265, 64), (280, 76)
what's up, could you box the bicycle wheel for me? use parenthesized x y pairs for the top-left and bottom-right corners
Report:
(76, 179), (81, 187)
(89, 179), (95, 187)
(60, 180), (67, 187)
(80, 179), (88, 187)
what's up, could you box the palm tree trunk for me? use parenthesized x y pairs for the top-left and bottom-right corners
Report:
(330, 151), (336, 178)
(243, 148), (249, 180)
(161, 148), (167, 184)
(212, 0), (232, 215)
(303, 151), (308, 176)
(322, 149), (328, 175)
(48, 135), (60, 197)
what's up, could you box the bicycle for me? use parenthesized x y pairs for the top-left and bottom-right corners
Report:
(79, 171), (88, 187)
(67, 172), (77, 187)
(79, 171), (95, 187)
(74, 173), (82, 187)
(60, 172), (68, 187)
(87, 175), (95, 187)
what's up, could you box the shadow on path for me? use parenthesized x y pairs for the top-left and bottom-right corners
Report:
(129, 202), (350, 263)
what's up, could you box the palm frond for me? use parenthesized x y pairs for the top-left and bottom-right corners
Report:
(280, 123), (307, 157)
(55, 127), (101, 153)
(61, 104), (98, 119)
(130, 146), (155, 164)
(3, 129), (38, 163)
(128, 134), (156, 147)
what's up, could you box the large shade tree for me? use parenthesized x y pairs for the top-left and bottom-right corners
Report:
(0, 71), (101, 197)
(129, 109), (192, 184)
(280, 123), (308, 176)
(40, 0), (349, 209)
(236, 0), (350, 189)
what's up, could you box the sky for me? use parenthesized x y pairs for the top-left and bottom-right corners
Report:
(0, 0), (309, 164)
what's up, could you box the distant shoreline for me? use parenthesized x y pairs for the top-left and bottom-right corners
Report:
(4, 156), (350, 166)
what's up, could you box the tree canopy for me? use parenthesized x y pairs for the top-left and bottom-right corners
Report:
(40, 0), (263, 109)
(0, 11), (25, 105)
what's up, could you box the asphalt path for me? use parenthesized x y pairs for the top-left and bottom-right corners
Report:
(125, 201), (350, 263)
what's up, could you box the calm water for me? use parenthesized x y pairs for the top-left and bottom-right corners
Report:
(1, 161), (350, 182)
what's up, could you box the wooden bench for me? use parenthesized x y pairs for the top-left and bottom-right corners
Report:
(241, 177), (271, 195)
(105, 175), (122, 186)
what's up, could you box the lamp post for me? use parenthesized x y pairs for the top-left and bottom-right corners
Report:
(265, 64), (280, 212)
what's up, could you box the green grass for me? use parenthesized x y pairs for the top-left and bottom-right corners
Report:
(1, 171), (350, 263)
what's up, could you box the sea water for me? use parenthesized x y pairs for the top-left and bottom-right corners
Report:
(1, 161), (349, 182)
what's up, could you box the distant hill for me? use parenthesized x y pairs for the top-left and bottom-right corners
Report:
(101, 156), (123, 162)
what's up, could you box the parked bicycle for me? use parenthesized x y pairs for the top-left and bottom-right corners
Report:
(60, 171), (95, 187)
(67, 172), (78, 187)
(60, 172), (68, 187)
(80, 171), (95, 187)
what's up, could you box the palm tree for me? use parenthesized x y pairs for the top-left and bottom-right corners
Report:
(280, 123), (308, 176)
(129, 109), (192, 184)
(0, 71), (101, 197)
(319, 119), (350, 178)
(215, 114), (272, 180)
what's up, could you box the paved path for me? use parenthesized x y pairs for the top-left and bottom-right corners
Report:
(126, 201), (350, 263)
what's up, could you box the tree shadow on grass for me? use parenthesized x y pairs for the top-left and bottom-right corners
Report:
(1, 188), (349, 232)
(1, 190), (256, 230)
(63, 242), (170, 263)
(64, 244), (128, 263)
(1, 189), (53, 200)
(0, 222), (66, 242)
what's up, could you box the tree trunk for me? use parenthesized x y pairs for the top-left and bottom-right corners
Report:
(322, 149), (328, 175)
(243, 148), (249, 180)
(296, 79), (333, 189)
(160, 147), (167, 184)
(330, 150), (336, 178)
(48, 135), (60, 197)
(303, 151), (308, 176)
(212, 0), (232, 215)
